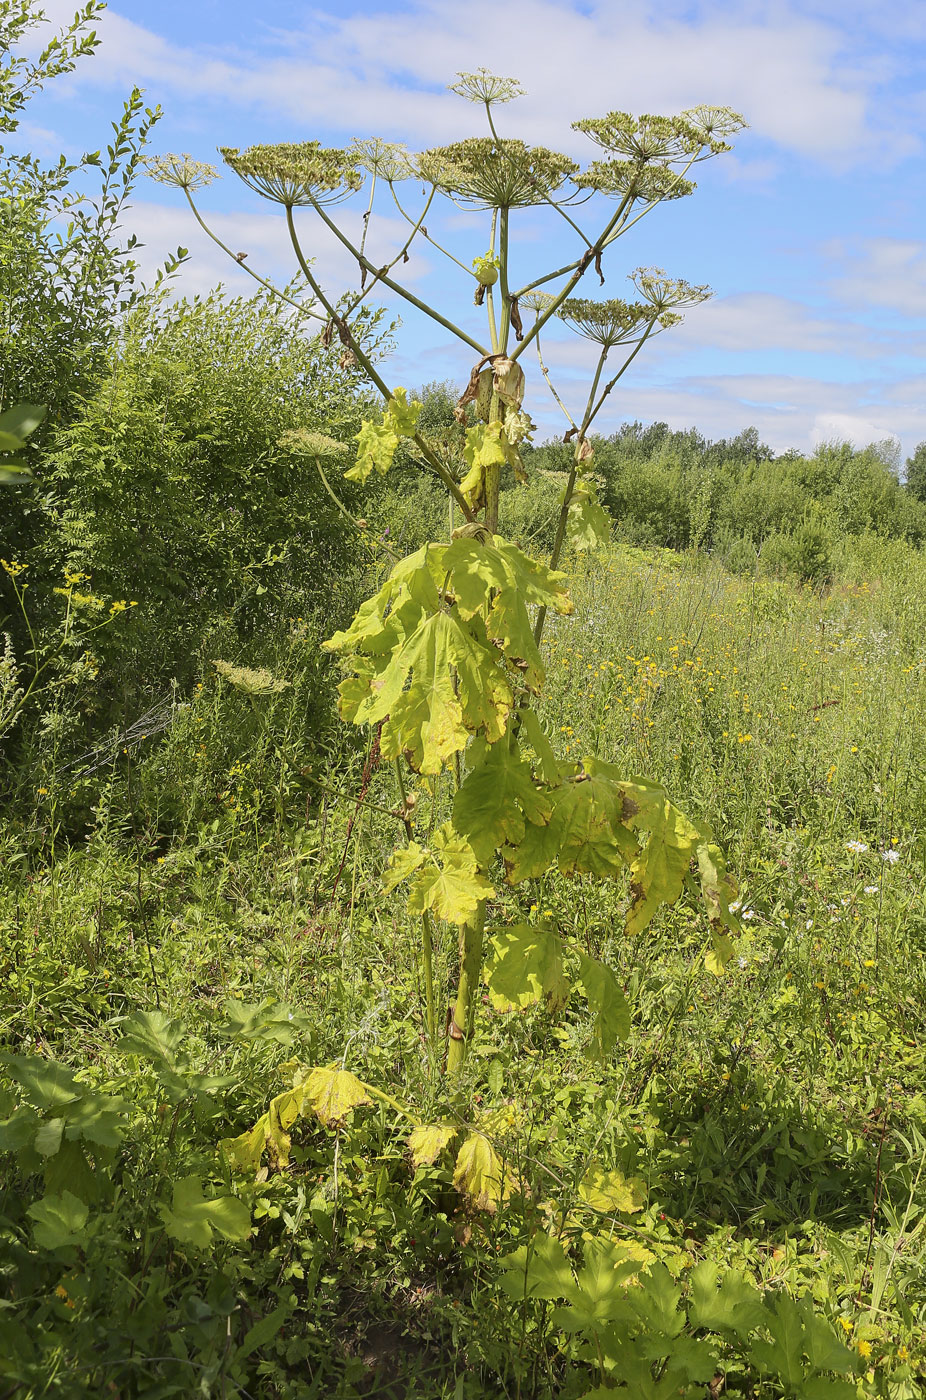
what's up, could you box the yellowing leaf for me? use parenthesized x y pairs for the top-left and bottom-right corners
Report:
(407, 1121), (457, 1167)
(346, 389), (422, 483)
(486, 924), (569, 1012)
(445, 533), (572, 689)
(302, 1066), (371, 1126)
(578, 1164), (646, 1214)
(705, 931), (735, 976)
(625, 793), (702, 938)
(453, 1131), (511, 1212)
(347, 418), (399, 484)
(383, 842), (428, 894)
(221, 1114), (269, 1174)
(388, 386), (423, 436)
(566, 485), (610, 552)
(407, 824), (495, 926)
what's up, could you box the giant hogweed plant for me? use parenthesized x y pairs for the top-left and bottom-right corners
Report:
(150, 75), (747, 1199)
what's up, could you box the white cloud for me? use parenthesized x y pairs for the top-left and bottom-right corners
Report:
(830, 237), (926, 315)
(43, 0), (906, 165)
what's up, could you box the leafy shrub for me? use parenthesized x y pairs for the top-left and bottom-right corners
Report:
(30, 290), (384, 708)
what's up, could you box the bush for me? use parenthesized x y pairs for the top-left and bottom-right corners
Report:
(8, 290), (385, 757)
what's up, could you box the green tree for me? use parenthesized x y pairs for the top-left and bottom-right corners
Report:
(905, 441), (926, 503)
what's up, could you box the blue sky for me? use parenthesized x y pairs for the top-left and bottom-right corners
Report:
(17, 0), (926, 456)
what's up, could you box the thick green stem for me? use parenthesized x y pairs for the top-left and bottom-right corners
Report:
(497, 205), (511, 351)
(395, 758), (438, 1051)
(446, 901), (486, 1076)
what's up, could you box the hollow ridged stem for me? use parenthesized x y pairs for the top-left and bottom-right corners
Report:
(446, 901), (486, 1076)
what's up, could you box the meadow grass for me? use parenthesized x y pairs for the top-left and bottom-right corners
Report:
(2, 538), (925, 1395)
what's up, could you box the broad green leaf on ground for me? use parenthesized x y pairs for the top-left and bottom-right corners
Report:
(346, 388), (421, 483)
(576, 951), (631, 1059)
(27, 1191), (89, 1250)
(115, 1009), (185, 1068)
(567, 484), (610, 551)
(302, 1067), (371, 1126)
(453, 738), (554, 866)
(0, 1104), (41, 1152)
(498, 1234), (575, 1301)
(406, 824), (495, 926)
(453, 1130), (511, 1211)
(555, 1238), (643, 1329)
(219, 998), (310, 1045)
(159, 1176), (251, 1249)
(688, 1261), (766, 1339)
(485, 924), (569, 1012)
(1, 1055), (82, 1110)
(625, 1262), (685, 1339)
(578, 1163), (646, 1214)
(407, 1122), (457, 1167)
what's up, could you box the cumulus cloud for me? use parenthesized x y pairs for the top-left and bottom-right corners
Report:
(33, 0), (908, 165)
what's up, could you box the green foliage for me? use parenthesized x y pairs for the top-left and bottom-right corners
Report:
(500, 1242), (861, 1399)
(23, 289), (381, 719)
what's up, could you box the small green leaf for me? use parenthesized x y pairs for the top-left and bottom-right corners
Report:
(238, 1302), (294, 1361)
(27, 1191), (89, 1250)
(159, 1176), (251, 1249)
(486, 923), (569, 1012)
(576, 952), (630, 1059)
